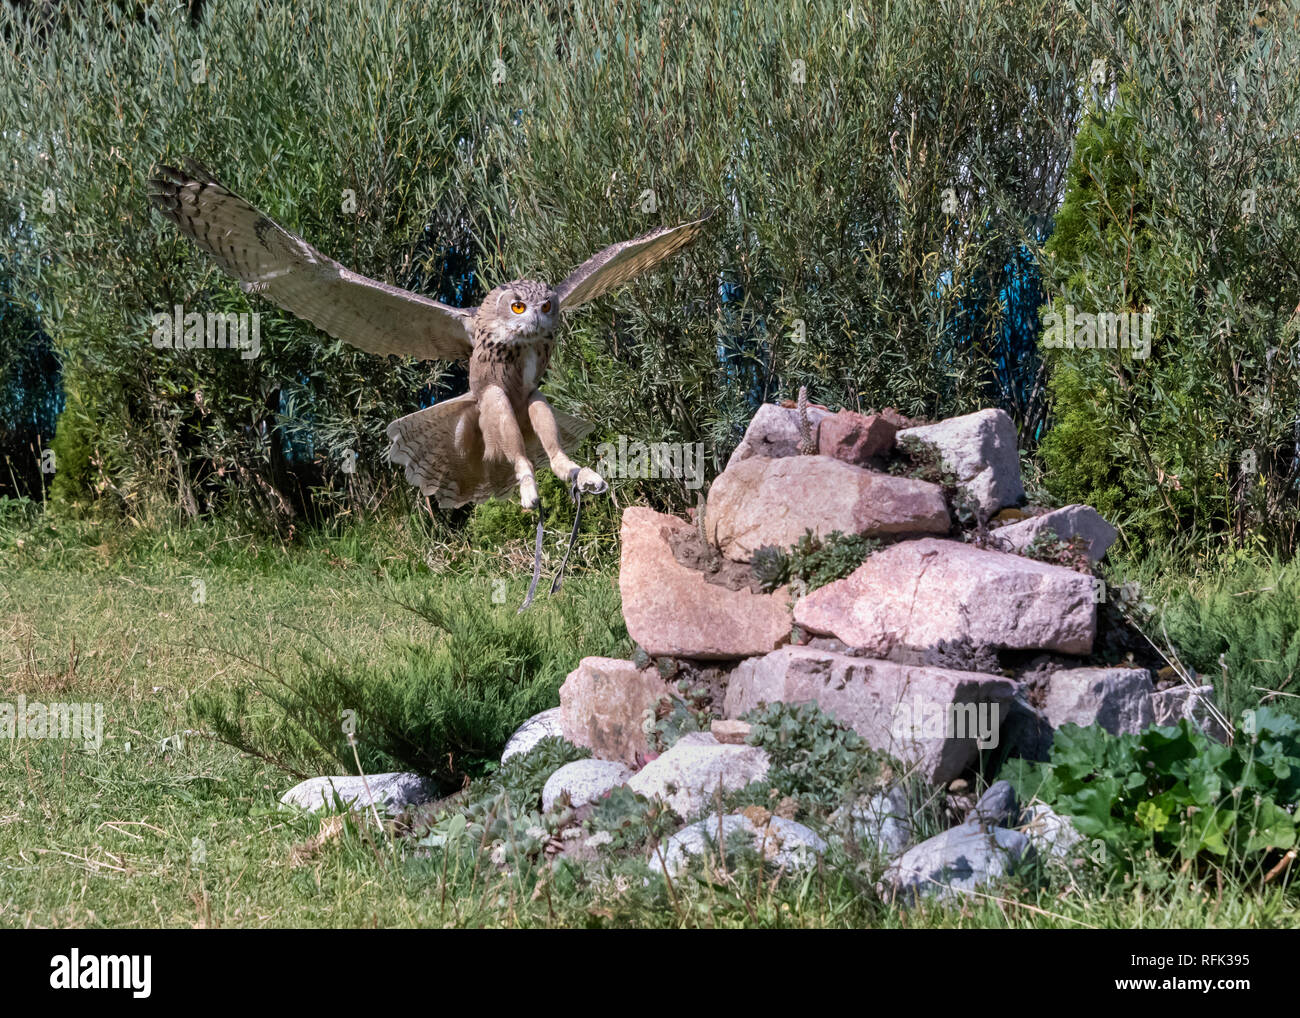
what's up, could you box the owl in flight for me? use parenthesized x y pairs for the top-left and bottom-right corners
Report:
(148, 162), (709, 510)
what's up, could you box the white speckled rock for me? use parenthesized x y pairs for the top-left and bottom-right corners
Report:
(541, 759), (633, 811)
(898, 408), (1024, 516)
(501, 707), (563, 762)
(1019, 803), (1084, 860)
(649, 812), (827, 877)
(619, 507), (793, 659)
(280, 772), (435, 815)
(626, 732), (770, 819)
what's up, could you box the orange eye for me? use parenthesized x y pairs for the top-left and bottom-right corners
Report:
(540, 300), (552, 313)
(510, 300), (526, 314)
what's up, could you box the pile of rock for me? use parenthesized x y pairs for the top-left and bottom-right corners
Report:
(283, 401), (1226, 901)
(530, 403), (1222, 895)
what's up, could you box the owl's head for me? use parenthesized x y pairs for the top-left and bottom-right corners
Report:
(479, 279), (559, 341)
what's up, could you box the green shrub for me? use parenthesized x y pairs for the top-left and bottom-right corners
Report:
(0, 0), (1088, 524)
(787, 530), (882, 593)
(1008, 711), (1300, 879)
(1036, 6), (1300, 557)
(189, 574), (628, 792)
(586, 785), (682, 856)
(1156, 555), (1300, 723)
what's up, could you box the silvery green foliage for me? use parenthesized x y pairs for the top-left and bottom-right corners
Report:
(742, 700), (881, 813)
(750, 544), (791, 593)
(416, 735), (589, 863)
(0, 0), (1086, 522)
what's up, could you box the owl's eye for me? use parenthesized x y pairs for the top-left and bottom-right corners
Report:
(540, 300), (552, 313)
(510, 300), (526, 314)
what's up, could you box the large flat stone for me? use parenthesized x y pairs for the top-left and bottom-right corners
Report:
(793, 538), (1096, 657)
(559, 657), (673, 766)
(705, 455), (949, 562)
(723, 646), (1019, 784)
(541, 759), (633, 811)
(898, 408), (1024, 517)
(619, 506), (792, 659)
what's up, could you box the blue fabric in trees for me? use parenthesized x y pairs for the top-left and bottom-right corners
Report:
(0, 257), (63, 499)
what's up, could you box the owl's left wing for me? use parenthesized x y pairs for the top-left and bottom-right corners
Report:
(148, 162), (474, 361)
(554, 210), (713, 311)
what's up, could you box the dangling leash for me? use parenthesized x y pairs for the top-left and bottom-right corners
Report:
(517, 471), (586, 612)
(518, 513), (546, 613)
(550, 485), (582, 595)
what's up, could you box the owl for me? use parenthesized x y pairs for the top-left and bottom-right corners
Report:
(148, 162), (709, 510)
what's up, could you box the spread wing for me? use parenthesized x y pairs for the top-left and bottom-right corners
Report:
(554, 210), (713, 311)
(148, 162), (474, 361)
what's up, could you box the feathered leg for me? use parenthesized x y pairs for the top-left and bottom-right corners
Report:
(526, 391), (607, 495)
(479, 385), (541, 509)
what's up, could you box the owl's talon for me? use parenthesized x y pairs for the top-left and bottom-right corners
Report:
(567, 466), (607, 497)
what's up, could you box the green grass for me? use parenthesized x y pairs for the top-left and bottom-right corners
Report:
(1, 513), (1298, 927)
(1104, 547), (1300, 724)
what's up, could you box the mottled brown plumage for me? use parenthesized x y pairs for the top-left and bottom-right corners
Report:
(149, 161), (710, 509)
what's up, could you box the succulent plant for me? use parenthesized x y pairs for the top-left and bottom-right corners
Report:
(751, 543), (792, 592)
(655, 656), (680, 680)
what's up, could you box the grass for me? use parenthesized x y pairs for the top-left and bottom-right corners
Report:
(1, 510), (1298, 927)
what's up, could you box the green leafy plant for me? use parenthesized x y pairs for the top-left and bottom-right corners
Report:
(742, 701), (881, 814)
(190, 578), (626, 792)
(1018, 531), (1093, 573)
(585, 784), (681, 855)
(1007, 710), (1300, 877)
(644, 676), (714, 753)
(414, 735), (590, 864)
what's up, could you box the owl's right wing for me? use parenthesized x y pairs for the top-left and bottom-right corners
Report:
(554, 211), (713, 310)
(148, 162), (474, 362)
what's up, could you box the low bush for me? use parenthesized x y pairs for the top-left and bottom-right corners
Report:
(190, 576), (628, 792)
